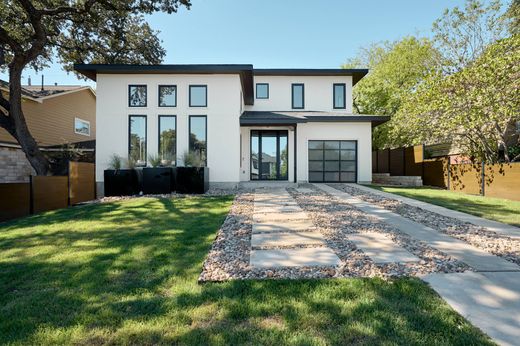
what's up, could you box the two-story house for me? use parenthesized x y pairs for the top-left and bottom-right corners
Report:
(74, 64), (388, 194)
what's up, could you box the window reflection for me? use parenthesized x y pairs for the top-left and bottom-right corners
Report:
(159, 116), (176, 166)
(129, 115), (146, 166)
(189, 116), (207, 166)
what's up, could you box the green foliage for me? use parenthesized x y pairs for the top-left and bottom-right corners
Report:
(148, 154), (162, 168)
(505, 0), (520, 34)
(108, 154), (123, 170)
(391, 35), (520, 163)
(343, 36), (441, 148)
(181, 150), (204, 167)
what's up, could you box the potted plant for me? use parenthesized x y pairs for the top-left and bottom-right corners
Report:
(142, 154), (173, 194)
(176, 151), (209, 194)
(103, 154), (139, 196)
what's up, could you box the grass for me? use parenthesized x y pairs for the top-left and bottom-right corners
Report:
(366, 185), (520, 227)
(0, 196), (493, 345)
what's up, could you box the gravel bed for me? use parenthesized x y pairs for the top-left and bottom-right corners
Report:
(330, 184), (520, 266)
(288, 186), (469, 278)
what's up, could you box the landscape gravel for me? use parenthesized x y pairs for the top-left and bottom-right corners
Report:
(330, 184), (520, 266)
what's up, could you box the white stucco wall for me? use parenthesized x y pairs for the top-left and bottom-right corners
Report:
(246, 75), (353, 113)
(95, 73), (242, 184)
(296, 122), (373, 183)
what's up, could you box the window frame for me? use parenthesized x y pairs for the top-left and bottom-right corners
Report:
(158, 115), (177, 166)
(188, 115), (208, 166)
(333, 83), (346, 109)
(74, 117), (91, 136)
(256, 83), (269, 99)
(158, 85), (177, 107)
(128, 114), (147, 167)
(189, 85), (208, 107)
(128, 84), (147, 107)
(291, 83), (305, 109)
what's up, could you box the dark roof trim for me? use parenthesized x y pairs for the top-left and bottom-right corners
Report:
(240, 111), (389, 127)
(305, 115), (389, 127)
(254, 68), (368, 85)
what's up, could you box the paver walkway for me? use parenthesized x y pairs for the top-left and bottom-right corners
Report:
(351, 183), (520, 240)
(317, 183), (520, 346)
(249, 188), (340, 268)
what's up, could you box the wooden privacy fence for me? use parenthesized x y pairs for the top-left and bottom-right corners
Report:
(373, 145), (520, 201)
(0, 162), (95, 222)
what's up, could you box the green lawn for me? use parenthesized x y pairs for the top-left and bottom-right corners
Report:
(366, 185), (520, 227)
(0, 196), (492, 345)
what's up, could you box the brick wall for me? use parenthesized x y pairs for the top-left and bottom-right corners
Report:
(0, 147), (35, 183)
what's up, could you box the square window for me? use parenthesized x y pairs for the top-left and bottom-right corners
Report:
(333, 83), (346, 109)
(189, 85), (207, 107)
(74, 118), (90, 136)
(158, 85), (177, 107)
(128, 85), (147, 107)
(292, 84), (304, 109)
(256, 83), (269, 99)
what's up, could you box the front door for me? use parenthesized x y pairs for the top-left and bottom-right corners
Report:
(251, 130), (288, 180)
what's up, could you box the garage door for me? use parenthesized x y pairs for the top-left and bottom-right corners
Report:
(308, 140), (357, 182)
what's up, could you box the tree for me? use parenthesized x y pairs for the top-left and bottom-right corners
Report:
(432, 0), (510, 73)
(0, 0), (190, 175)
(391, 35), (520, 163)
(504, 0), (520, 34)
(343, 36), (441, 148)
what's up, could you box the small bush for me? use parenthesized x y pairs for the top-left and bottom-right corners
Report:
(108, 154), (123, 170)
(181, 151), (204, 167)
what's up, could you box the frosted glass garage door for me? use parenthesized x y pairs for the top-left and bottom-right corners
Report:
(308, 140), (357, 182)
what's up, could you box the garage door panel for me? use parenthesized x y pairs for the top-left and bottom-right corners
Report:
(308, 140), (357, 183)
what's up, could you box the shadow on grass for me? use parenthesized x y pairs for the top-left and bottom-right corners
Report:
(0, 195), (492, 345)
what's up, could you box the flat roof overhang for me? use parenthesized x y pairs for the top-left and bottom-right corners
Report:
(240, 111), (390, 128)
(253, 69), (369, 86)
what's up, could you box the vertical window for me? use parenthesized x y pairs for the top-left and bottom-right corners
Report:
(128, 85), (147, 107)
(189, 116), (207, 166)
(333, 83), (346, 109)
(129, 115), (147, 166)
(158, 115), (176, 166)
(158, 85), (177, 107)
(74, 118), (90, 136)
(256, 83), (269, 99)
(292, 83), (304, 109)
(189, 85), (207, 107)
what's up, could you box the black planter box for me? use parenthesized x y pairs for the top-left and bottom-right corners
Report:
(142, 167), (172, 194)
(175, 167), (209, 194)
(104, 169), (139, 196)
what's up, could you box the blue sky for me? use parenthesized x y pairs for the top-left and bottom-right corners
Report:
(1, 0), (493, 87)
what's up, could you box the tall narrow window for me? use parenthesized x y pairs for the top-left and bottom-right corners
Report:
(129, 115), (147, 166)
(256, 83), (269, 99)
(189, 116), (207, 166)
(292, 83), (304, 109)
(158, 85), (177, 107)
(158, 115), (176, 166)
(128, 85), (147, 107)
(333, 83), (346, 109)
(189, 85), (207, 107)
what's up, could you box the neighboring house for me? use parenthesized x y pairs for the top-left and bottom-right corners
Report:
(0, 81), (96, 182)
(74, 64), (388, 194)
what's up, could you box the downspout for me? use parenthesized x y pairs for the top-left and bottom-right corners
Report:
(294, 124), (297, 183)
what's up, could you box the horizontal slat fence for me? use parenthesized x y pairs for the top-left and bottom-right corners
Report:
(0, 162), (96, 222)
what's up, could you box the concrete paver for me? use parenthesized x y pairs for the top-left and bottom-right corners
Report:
(251, 231), (326, 247)
(250, 247), (341, 268)
(348, 232), (420, 263)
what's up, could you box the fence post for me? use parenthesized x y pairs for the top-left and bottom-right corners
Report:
(481, 161), (486, 196)
(447, 157), (451, 191)
(29, 175), (34, 215)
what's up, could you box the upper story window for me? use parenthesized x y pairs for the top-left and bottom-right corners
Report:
(74, 118), (90, 136)
(256, 83), (269, 99)
(189, 85), (207, 107)
(128, 85), (147, 107)
(292, 83), (304, 109)
(333, 83), (346, 109)
(158, 85), (177, 107)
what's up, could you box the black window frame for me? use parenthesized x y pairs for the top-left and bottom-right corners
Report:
(128, 84), (147, 107)
(158, 115), (177, 166)
(189, 85), (208, 107)
(333, 83), (346, 109)
(256, 83), (269, 99)
(308, 140), (357, 183)
(128, 114), (147, 167)
(158, 85), (177, 107)
(250, 130), (289, 181)
(291, 83), (304, 109)
(188, 115), (208, 166)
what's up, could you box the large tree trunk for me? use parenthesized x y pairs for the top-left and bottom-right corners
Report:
(9, 63), (51, 175)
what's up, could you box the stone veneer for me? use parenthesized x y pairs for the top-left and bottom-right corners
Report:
(0, 146), (35, 183)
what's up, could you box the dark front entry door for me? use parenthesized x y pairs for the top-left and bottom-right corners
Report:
(251, 130), (288, 180)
